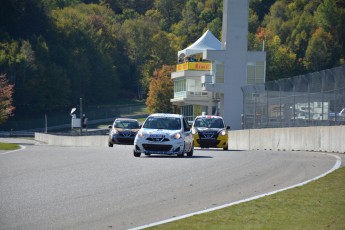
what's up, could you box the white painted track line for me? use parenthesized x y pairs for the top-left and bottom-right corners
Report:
(0, 145), (26, 156)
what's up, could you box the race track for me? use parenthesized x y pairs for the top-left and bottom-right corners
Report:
(0, 138), (341, 230)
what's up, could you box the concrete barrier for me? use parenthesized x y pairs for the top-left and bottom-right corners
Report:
(35, 133), (108, 147)
(35, 125), (345, 153)
(228, 125), (345, 153)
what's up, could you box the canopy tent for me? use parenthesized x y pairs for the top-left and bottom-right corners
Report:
(178, 30), (221, 59)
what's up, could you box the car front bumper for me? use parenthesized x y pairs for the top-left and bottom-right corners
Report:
(110, 135), (135, 145)
(134, 139), (185, 155)
(193, 134), (228, 148)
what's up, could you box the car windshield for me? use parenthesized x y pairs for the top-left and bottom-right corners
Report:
(143, 117), (181, 130)
(194, 118), (224, 128)
(114, 120), (139, 129)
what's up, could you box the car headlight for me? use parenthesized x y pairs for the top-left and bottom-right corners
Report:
(191, 128), (198, 134)
(137, 131), (145, 138)
(172, 132), (182, 139)
(219, 129), (227, 136)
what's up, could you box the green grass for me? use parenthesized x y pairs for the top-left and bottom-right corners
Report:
(0, 142), (20, 150)
(150, 167), (345, 230)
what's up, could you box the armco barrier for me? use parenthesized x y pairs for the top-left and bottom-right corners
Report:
(35, 125), (345, 153)
(228, 125), (345, 153)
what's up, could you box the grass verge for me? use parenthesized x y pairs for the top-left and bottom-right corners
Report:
(0, 142), (21, 150)
(150, 166), (345, 230)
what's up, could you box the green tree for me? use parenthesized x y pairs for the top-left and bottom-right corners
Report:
(249, 9), (260, 34)
(250, 0), (275, 21)
(201, 0), (222, 39)
(289, 11), (316, 60)
(172, 0), (205, 48)
(51, 3), (122, 103)
(263, 1), (294, 45)
(304, 28), (340, 71)
(0, 40), (38, 113)
(314, 0), (344, 64)
(17, 36), (71, 113)
(0, 0), (50, 39)
(119, 14), (161, 97)
(103, 0), (154, 14)
(154, 0), (184, 31)
(315, 0), (340, 32)
(138, 30), (180, 97)
(1, 0), (344, 120)
(151, 31), (179, 67)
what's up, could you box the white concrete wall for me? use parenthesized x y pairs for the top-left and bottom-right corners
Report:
(36, 126), (345, 153)
(228, 126), (345, 153)
(35, 133), (108, 147)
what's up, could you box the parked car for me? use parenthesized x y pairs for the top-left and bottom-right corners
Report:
(108, 118), (140, 147)
(191, 115), (230, 150)
(133, 113), (194, 157)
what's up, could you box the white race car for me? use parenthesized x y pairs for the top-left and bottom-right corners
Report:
(133, 113), (194, 157)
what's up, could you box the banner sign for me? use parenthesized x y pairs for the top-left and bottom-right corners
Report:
(176, 62), (211, 71)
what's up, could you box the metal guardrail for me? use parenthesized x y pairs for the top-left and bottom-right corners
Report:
(0, 131), (35, 137)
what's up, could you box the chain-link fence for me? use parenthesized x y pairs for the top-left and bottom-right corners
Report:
(241, 65), (345, 129)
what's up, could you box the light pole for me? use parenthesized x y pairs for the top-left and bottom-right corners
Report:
(80, 98), (83, 136)
(45, 114), (47, 133)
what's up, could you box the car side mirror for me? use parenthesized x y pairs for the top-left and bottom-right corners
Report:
(185, 127), (190, 132)
(226, 126), (230, 130)
(108, 125), (112, 129)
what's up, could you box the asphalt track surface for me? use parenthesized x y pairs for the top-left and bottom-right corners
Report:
(0, 138), (343, 230)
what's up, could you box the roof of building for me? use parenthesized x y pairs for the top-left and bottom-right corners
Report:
(178, 30), (221, 58)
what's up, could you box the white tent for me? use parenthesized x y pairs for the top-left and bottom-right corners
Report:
(178, 30), (221, 59)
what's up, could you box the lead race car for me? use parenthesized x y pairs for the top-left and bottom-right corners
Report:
(191, 115), (230, 150)
(133, 113), (194, 157)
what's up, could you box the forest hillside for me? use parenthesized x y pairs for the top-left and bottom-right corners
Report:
(0, 0), (344, 116)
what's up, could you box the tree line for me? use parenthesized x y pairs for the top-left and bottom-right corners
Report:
(0, 0), (344, 121)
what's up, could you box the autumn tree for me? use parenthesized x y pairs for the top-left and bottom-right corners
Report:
(146, 65), (174, 114)
(254, 28), (300, 80)
(0, 75), (15, 124)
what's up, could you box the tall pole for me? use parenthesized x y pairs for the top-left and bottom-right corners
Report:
(45, 114), (47, 133)
(80, 98), (83, 136)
